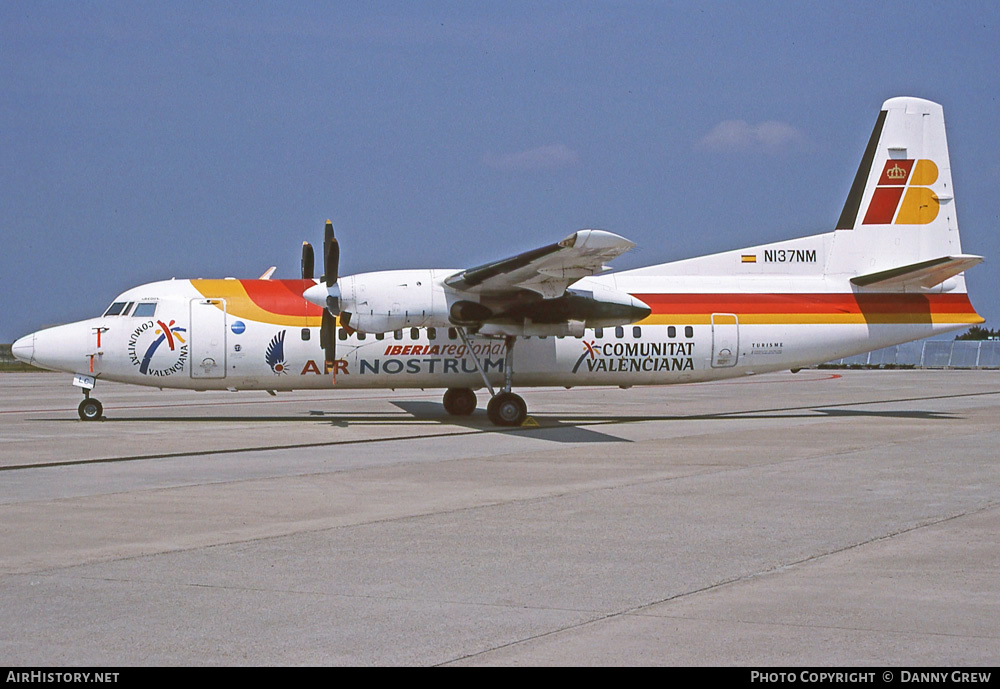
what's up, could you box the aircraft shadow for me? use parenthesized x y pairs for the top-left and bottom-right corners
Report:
(36, 406), (957, 427)
(37, 388), (982, 433)
(389, 400), (631, 443)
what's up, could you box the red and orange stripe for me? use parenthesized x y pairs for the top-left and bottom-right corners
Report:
(189, 280), (983, 328)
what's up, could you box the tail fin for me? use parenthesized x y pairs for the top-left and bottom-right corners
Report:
(828, 97), (975, 281)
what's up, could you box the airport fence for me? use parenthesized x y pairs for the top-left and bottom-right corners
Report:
(0, 344), (42, 371)
(823, 340), (1000, 369)
(0, 344), (16, 365)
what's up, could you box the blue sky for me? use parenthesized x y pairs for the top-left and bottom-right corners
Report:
(2, 1), (998, 341)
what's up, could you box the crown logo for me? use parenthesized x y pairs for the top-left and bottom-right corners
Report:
(886, 164), (907, 180)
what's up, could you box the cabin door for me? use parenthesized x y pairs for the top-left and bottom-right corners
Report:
(189, 298), (227, 379)
(711, 313), (739, 368)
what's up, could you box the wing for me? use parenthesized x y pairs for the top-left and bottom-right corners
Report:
(445, 229), (635, 299)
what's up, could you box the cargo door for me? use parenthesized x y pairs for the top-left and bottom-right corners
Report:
(711, 313), (739, 368)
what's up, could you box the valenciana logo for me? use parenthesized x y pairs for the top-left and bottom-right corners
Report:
(571, 340), (599, 373)
(127, 320), (188, 376)
(572, 338), (695, 374)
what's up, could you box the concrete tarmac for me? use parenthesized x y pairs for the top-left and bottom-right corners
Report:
(0, 370), (997, 665)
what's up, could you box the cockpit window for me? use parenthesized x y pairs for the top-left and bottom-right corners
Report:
(104, 302), (127, 316)
(133, 303), (157, 317)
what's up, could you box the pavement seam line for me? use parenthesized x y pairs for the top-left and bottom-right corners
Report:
(438, 502), (1000, 665)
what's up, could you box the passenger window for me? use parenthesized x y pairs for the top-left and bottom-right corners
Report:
(338, 329), (348, 341)
(448, 327), (458, 340)
(595, 327), (603, 339)
(376, 332), (384, 341)
(615, 326), (624, 339)
(633, 326), (641, 338)
(104, 302), (126, 316)
(133, 303), (157, 318)
(685, 326), (694, 338)
(428, 327), (437, 340)
(410, 328), (419, 340)
(301, 328), (310, 341)
(394, 330), (403, 340)
(357, 332), (366, 341)
(668, 326), (676, 338)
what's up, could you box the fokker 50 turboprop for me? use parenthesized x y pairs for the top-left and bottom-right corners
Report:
(12, 97), (984, 425)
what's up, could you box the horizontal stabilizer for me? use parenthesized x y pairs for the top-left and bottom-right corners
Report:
(850, 254), (982, 290)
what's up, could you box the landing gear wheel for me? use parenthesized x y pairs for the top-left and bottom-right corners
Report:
(443, 388), (477, 416)
(78, 398), (103, 421)
(486, 392), (527, 427)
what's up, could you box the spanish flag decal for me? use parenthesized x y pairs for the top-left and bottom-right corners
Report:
(741, 255), (757, 263)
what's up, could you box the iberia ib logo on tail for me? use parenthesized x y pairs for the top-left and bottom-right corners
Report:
(863, 159), (940, 225)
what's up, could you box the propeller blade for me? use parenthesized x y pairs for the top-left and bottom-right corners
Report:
(318, 219), (340, 374)
(323, 220), (340, 287)
(340, 311), (356, 336)
(326, 294), (341, 316)
(321, 310), (336, 368)
(324, 219), (334, 250)
(325, 237), (339, 287)
(301, 242), (314, 280)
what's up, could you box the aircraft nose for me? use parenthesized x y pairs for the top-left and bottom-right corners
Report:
(11, 333), (35, 365)
(21, 321), (94, 373)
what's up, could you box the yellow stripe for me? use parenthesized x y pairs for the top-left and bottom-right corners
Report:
(191, 279), (322, 327)
(640, 313), (984, 326)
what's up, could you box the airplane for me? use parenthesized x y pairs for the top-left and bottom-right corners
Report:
(11, 97), (984, 426)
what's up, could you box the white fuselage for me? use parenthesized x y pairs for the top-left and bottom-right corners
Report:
(13, 262), (978, 393)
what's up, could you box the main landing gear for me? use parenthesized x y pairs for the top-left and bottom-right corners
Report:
(445, 331), (528, 427)
(78, 390), (103, 421)
(442, 387), (476, 416)
(486, 391), (527, 427)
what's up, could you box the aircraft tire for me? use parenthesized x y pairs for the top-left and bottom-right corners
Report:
(78, 398), (103, 421)
(443, 388), (477, 416)
(486, 392), (527, 427)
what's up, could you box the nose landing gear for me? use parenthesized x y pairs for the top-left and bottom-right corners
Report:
(73, 374), (104, 421)
(78, 392), (103, 421)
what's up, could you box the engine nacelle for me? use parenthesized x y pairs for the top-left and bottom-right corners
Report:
(497, 284), (651, 329)
(304, 270), (650, 336)
(449, 300), (494, 325)
(480, 319), (587, 338)
(338, 269), (450, 333)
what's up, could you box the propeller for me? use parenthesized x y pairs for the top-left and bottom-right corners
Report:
(302, 220), (355, 375)
(313, 220), (352, 372)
